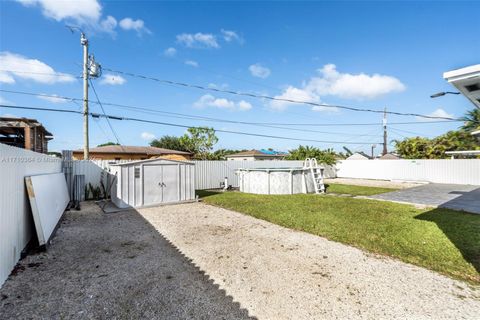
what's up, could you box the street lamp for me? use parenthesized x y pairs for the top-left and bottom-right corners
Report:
(430, 91), (460, 98)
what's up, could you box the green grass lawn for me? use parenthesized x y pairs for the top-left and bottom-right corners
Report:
(325, 183), (397, 196)
(197, 190), (480, 283)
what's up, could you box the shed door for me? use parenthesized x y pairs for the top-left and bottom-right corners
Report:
(161, 165), (179, 203)
(143, 165), (163, 205)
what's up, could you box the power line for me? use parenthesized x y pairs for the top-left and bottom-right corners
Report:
(89, 79), (122, 145)
(0, 104), (384, 145)
(389, 126), (431, 137)
(0, 89), (382, 137)
(103, 67), (462, 121)
(0, 89), (468, 129)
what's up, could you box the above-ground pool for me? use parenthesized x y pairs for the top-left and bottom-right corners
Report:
(236, 167), (323, 195)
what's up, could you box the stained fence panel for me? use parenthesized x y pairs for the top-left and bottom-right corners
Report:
(0, 144), (62, 287)
(336, 159), (480, 185)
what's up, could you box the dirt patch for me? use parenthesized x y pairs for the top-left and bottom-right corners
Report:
(0, 202), (253, 319)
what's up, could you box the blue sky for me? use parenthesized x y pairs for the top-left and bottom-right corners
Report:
(1, 0), (479, 154)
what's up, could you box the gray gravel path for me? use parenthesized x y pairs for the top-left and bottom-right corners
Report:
(140, 203), (479, 319)
(1, 201), (479, 319)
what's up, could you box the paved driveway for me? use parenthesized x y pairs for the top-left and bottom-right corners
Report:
(369, 183), (480, 214)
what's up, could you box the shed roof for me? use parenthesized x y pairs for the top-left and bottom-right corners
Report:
(73, 145), (191, 155)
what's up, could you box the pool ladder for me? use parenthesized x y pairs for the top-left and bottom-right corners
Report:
(303, 158), (325, 194)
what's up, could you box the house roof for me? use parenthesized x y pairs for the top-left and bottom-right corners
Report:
(0, 117), (53, 137)
(444, 64), (480, 109)
(111, 157), (194, 166)
(226, 149), (287, 158)
(379, 153), (401, 160)
(72, 145), (191, 155)
(346, 152), (371, 160)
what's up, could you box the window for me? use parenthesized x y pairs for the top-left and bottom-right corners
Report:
(134, 168), (140, 178)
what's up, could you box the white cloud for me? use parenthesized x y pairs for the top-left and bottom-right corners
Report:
(306, 64), (405, 100)
(416, 108), (454, 121)
(237, 100), (253, 111)
(176, 33), (219, 48)
(119, 17), (151, 34)
(270, 86), (320, 111)
(0, 52), (76, 84)
(193, 94), (252, 111)
(100, 73), (126, 85)
(221, 29), (243, 43)
(16, 0), (101, 23)
(99, 15), (117, 34)
(141, 132), (156, 140)
(249, 63), (271, 79)
(271, 64), (405, 111)
(37, 94), (69, 103)
(164, 47), (177, 57)
(184, 60), (199, 67)
(16, 0), (151, 36)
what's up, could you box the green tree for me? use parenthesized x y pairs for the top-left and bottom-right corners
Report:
(97, 142), (119, 147)
(461, 108), (480, 132)
(150, 135), (188, 152)
(395, 130), (479, 159)
(206, 149), (246, 160)
(179, 127), (219, 159)
(285, 145), (338, 165)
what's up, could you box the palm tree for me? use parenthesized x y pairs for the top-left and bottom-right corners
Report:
(461, 108), (480, 132)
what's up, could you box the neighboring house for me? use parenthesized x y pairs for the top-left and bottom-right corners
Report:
(226, 149), (287, 161)
(0, 117), (53, 154)
(379, 153), (401, 160)
(72, 145), (192, 161)
(346, 152), (372, 160)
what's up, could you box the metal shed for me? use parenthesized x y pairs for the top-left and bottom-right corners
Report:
(110, 158), (195, 208)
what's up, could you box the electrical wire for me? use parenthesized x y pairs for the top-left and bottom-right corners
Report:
(0, 89), (470, 128)
(0, 104), (383, 145)
(89, 79), (123, 145)
(102, 67), (462, 121)
(0, 89), (383, 137)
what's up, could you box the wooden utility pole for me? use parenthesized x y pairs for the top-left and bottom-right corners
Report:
(81, 32), (89, 160)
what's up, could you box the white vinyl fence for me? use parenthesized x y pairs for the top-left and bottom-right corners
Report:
(336, 159), (480, 185)
(72, 160), (338, 191)
(0, 144), (62, 287)
(71, 158), (480, 193)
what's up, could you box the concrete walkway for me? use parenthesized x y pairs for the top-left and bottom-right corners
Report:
(369, 183), (480, 214)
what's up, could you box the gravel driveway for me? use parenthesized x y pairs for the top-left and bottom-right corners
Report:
(1, 201), (479, 319)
